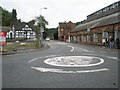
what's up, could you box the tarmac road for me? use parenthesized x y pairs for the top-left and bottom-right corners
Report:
(2, 40), (119, 88)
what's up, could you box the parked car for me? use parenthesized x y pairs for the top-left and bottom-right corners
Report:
(46, 37), (50, 41)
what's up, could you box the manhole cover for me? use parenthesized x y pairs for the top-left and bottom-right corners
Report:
(44, 56), (104, 67)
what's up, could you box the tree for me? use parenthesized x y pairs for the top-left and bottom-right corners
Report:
(1, 7), (21, 26)
(1, 7), (12, 26)
(12, 9), (17, 22)
(35, 15), (48, 29)
(28, 20), (35, 25)
(35, 15), (49, 39)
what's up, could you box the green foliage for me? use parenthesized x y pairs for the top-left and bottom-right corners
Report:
(3, 41), (42, 52)
(76, 22), (81, 26)
(35, 15), (49, 39)
(6, 38), (25, 42)
(47, 28), (58, 39)
(28, 20), (35, 24)
(35, 15), (48, 31)
(1, 7), (12, 26)
(34, 40), (41, 47)
(35, 15), (48, 28)
(12, 9), (17, 21)
(1, 7), (20, 26)
(3, 45), (17, 51)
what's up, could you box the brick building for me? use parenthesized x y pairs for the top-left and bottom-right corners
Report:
(58, 21), (76, 42)
(70, 1), (120, 46)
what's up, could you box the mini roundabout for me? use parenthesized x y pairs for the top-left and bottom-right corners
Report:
(30, 55), (109, 74)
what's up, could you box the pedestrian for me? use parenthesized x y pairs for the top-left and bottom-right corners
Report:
(102, 38), (105, 47)
(105, 38), (108, 47)
(108, 35), (114, 48)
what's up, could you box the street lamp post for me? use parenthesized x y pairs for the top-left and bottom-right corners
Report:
(40, 7), (47, 42)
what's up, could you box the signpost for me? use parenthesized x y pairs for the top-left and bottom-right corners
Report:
(0, 32), (6, 52)
(0, 32), (6, 90)
(0, 32), (6, 45)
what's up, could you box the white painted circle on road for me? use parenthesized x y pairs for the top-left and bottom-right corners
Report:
(44, 56), (104, 67)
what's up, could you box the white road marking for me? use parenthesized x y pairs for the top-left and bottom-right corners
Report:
(79, 48), (89, 52)
(31, 67), (109, 73)
(83, 49), (89, 52)
(28, 57), (43, 63)
(102, 55), (119, 60)
(82, 54), (119, 61)
(28, 55), (60, 63)
(67, 45), (74, 52)
(44, 56), (104, 67)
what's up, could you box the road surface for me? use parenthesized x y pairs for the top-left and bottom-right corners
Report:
(2, 40), (119, 88)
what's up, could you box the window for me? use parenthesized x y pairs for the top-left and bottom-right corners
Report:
(16, 31), (18, 35)
(109, 5), (114, 9)
(87, 35), (91, 42)
(102, 32), (108, 39)
(106, 7), (110, 11)
(114, 30), (120, 40)
(73, 36), (77, 41)
(81, 35), (84, 41)
(102, 8), (106, 12)
(22, 28), (25, 30)
(114, 2), (119, 7)
(60, 28), (64, 31)
(77, 36), (80, 42)
(81, 35), (86, 42)
(93, 33), (98, 42)
(27, 31), (30, 35)
(30, 32), (33, 35)
(33, 32), (35, 35)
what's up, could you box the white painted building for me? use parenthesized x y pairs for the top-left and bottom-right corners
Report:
(3, 22), (37, 40)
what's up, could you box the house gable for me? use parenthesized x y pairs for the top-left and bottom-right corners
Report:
(22, 24), (32, 31)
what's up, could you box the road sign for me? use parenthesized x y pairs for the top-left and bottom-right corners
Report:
(0, 32), (6, 45)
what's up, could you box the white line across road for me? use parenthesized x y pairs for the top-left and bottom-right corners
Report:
(82, 48), (89, 52)
(83, 54), (119, 61)
(67, 45), (75, 52)
(31, 67), (109, 74)
(79, 48), (89, 52)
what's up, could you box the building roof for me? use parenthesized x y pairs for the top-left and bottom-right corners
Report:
(72, 12), (120, 32)
(12, 21), (36, 31)
(0, 26), (11, 32)
(87, 1), (119, 19)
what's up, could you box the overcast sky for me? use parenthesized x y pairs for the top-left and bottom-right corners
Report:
(1, 0), (119, 28)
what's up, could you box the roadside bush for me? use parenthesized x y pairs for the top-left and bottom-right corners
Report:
(3, 40), (42, 52)
(3, 45), (17, 51)
(6, 39), (15, 42)
(34, 40), (41, 47)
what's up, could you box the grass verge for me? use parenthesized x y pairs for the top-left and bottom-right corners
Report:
(1, 40), (41, 52)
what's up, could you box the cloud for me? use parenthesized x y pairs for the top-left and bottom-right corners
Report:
(1, 0), (119, 28)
